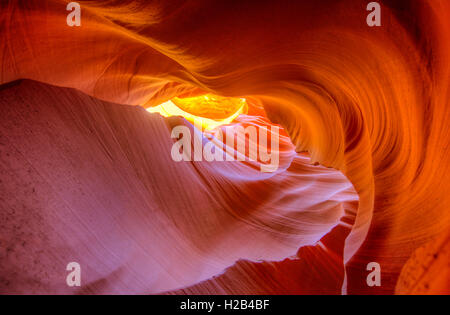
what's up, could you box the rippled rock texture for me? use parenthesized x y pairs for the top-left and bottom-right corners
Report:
(0, 0), (449, 294)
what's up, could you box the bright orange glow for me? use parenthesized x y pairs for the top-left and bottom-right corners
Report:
(1, 0), (449, 296)
(147, 95), (247, 130)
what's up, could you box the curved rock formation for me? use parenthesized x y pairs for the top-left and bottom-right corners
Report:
(0, 0), (449, 294)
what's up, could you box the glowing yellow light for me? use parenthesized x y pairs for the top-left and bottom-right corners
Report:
(147, 95), (247, 130)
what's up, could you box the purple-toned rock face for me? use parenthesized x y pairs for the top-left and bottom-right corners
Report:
(0, 0), (449, 295)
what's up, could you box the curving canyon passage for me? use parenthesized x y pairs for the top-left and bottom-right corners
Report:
(0, 0), (449, 295)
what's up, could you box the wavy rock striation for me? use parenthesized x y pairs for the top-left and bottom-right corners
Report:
(0, 0), (449, 294)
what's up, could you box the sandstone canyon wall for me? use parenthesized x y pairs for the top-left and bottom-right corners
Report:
(0, 0), (449, 294)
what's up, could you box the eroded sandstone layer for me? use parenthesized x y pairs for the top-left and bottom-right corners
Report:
(0, 0), (449, 294)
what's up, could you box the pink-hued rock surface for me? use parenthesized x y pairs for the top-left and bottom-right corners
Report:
(0, 0), (449, 294)
(0, 80), (357, 294)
